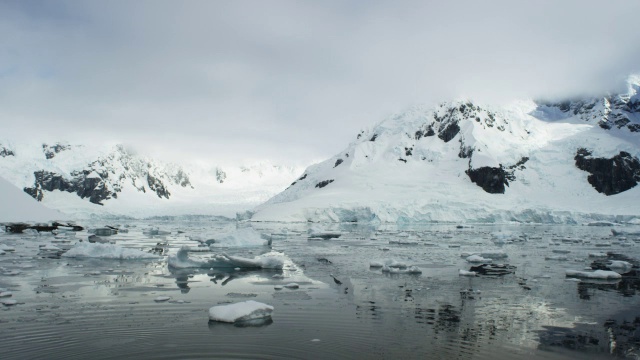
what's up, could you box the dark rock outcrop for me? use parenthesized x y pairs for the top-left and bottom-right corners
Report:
(466, 166), (507, 194)
(315, 179), (334, 189)
(574, 148), (640, 195)
(42, 143), (71, 159)
(0, 146), (15, 157)
(334, 159), (343, 168)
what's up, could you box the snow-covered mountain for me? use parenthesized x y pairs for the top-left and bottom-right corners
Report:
(0, 175), (65, 223)
(251, 75), (640, 223)
(0, 141), (305, 219)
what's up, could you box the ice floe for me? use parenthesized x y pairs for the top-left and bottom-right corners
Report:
(466, 255), (492, 263)
(459, 269), (477, 276)
(62, 242), (160, 260)
(565, 270), (623, 279)
(381, 265), (422, 274)
(208, 300), (273, 323)
(168, 246), (283, 269)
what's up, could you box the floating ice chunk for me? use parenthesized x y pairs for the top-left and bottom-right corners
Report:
(154, 296), (171, 302)
(39, 244), (61, 251)
(370, 259), (408, 268)
(0, 291), (12, 297)
(284, 283), (299, 289)
(588, 252), (608, 258)
(566, 270), (622, 279)
(208, 300), (273, 323)
(466, 255), (492, 263)
(272, 274), (284, 279)
(62, 242), (160, 260)
(459, 270), (477, 276)
(382, 265), (422, 274)
(0, 244), (15, 252)
(566, 278), (582, 282)
(274, 285), (283, 290)
(607, 260), (633, 269)
(1, 299), (17, 306)
(369, 261), (384, 268)
(552, 249), (571, 254)
(168, 246), (283, 269)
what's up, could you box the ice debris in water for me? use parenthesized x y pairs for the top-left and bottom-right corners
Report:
(0, 244), (15, 252)
(208, 300), (273, 323)
(168, 246), (283, 269)
(0, 291), (13, 297)
(62, 242), (160, 260)
(154, 296), (171, 302)
(370, 259), (408, 268)
(466, 255), (492, 263)
(1, 299), (17, 306)
(382, 265), (422, 274)
(459, 269), (477, 276)
(209, 228), (272, 248)
(284, 283), (299, 289)
(565, 270), (622, 279)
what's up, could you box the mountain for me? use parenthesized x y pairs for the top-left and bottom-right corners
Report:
(0, 141), (305, 219)
(251, 75), (640, 224)
(0, 175), (65, 223)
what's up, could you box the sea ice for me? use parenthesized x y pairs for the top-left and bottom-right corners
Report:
(565, 270), (623, 279)
(284, 283), (299, 289)
(208, 300), (274, 323)
(381, 265), (422, 274)
(168, 246), (284, 269)
(154, 296), (171, 302)
(62, 242), (160, 260)
(459, 270), (477, 276)
(370, 259), (408, 268)
(1, 299), (17, 306)
(466, 255), (492, 263)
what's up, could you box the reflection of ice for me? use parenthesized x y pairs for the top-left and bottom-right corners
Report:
(168, 246), (284, 269)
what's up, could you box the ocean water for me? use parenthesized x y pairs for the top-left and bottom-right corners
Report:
(1, 220), (639, 359)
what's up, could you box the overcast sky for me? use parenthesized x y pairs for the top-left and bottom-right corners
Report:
(1, 0), (639, 165)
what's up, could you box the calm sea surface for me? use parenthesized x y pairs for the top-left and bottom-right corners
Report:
(1, 220), (639, 359)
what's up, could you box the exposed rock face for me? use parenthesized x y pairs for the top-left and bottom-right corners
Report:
(334, 159), (343, 168)
(42, 143), (71, 159)
(215, 168), (227, 184)
(0, 145), (14, 157)
(466, 167), (507, 194)
(315, 179), (334, 188)
(574, 148), (640, 195)
(23, 145), (192, 205)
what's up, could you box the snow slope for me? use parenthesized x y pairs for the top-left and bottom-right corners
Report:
(0, 175), (65, 222)
(252, 76), (640, 224)
(0, 141), (305, 219)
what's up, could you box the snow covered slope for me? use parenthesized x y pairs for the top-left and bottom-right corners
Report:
(0, 142), (304, 219)
(0, 175), (65, 222)
(252, 76), (640, 223)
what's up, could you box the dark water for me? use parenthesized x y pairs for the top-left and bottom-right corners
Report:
(1, 221), (639, 359)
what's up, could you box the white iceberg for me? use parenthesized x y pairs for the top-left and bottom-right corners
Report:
(459, 269), (477, 276)
(208, 300), (274, 323)
(62, 242), (160, 260)
(466, 255), (492, 263)
(168, 246), (283, 269)
(565, 270), (622, 279)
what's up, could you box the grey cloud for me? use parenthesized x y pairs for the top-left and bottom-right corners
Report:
(0, 0), (639, 163)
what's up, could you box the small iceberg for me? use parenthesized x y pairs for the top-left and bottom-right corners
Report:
(459, 269), (477, 276)
(565, 270), (622, 279)
(168, 246), (283, 269)
(62, 242), (160, 260)
(208, 300), (273, 323)
(370, 259), (408, 268)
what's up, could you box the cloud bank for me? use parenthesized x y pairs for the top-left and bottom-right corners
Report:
(1, 0), (639, 164)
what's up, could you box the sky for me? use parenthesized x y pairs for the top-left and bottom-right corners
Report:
(1, 0), (639, 166)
